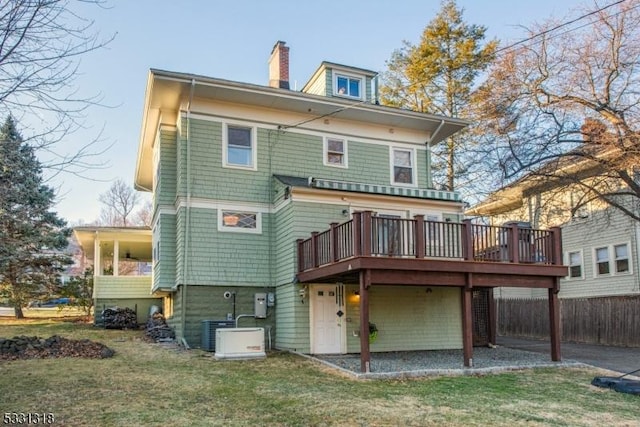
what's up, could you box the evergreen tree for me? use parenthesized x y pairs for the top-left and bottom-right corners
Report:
(380, 0), (497, 191)
(0, 116), (72, 318)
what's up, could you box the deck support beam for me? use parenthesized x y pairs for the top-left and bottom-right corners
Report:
(549, 281), (561, 361)
(461, 274), (474, 367)
(359, 269), (371, 373)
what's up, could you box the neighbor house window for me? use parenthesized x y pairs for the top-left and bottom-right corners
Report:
(218, 210), (262, 234)
(391, 148), (415, 185)
(614, 243), (630, 273)
(567, 250), (583, 279)
(595, 247), (610, 275)
(324, 137), (347, 167)
(334, 74), (362, 98)
(224, 124), (256, 169)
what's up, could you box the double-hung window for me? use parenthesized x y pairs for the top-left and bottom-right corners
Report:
(614, 243), (630, 273)
(391, 148), (415, 185)
(324, 137), (347, 167)
(595, 247), (610, 275)
(224, 124), (256, 169)
(567, 250), (583, 279)
(335, 74), (362, 99)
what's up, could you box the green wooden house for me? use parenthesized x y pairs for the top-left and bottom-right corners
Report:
(135, 41), (566, 371)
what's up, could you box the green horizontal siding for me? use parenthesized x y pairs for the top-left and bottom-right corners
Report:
(153, 213), (176, 291)
(274, 283), (310, 352)
(94, 276), (152, 299)
(156, 128), (177, 206)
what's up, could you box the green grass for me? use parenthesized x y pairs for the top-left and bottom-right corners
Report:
(0, 317), (638, 426)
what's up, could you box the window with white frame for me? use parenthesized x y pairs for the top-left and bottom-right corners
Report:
(334, 74), (362, 98)
(567, 250), (583, 279)
(391, 148), (415, 185)
(218, 210), (262, 234)
(595, 246), (610, 275)
(224, 124), (256, 169)
(614, 243), (630, 273)
(324, 137), (347, 167)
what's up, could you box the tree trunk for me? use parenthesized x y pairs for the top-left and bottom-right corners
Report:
(14, 305), (24, 319)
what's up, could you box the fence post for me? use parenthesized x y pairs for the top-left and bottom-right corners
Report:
(414, 214), (425, 258)
(462, 219), (474, 261)
(296, 238), (304, 272)
(330, 222), (339, 262)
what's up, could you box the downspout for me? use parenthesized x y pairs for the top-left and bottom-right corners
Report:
(181, 79), (196, 345)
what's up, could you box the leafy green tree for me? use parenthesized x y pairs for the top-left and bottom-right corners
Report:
(0, 116), (72, 318)
(380, 0), (497, 191)
(59, 267), (94, 319)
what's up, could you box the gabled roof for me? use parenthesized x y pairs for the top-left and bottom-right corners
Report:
(135, 69), (469, 191)
(466, 146), (621, 216)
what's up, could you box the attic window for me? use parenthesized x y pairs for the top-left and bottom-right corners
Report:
(335, 74), (361, 98)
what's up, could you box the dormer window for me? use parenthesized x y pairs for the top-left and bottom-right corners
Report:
(335, 74), (362, 99)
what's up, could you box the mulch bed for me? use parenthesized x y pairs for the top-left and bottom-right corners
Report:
(0, 335), (115, 361)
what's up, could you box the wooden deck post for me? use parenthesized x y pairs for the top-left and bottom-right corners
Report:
(461, 274), (474, 367)
(549, 281), (561, 361)
(353, 212), (362, 256)
(509, 223), (520, 263)
(311, 232), (319, 268)
(296, 238), (304, 272)
(414, 214), (425, 259)
(550, 227), (563, 265)
(462, 219), (474, 261)
(330, 222), (339, 262)
(359, 270), (371, 373)
(361, 211), (372, 256)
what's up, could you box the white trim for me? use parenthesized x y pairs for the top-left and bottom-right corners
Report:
(389, 146), (418, 187)
(565, 249), (585, 280)
(222, 121), (257, 171)
(323, 136), (348, 168)
(217, 209), (262, 234)
(186, 111), (430, 149)
(175, 197), (270, 213)
(613, 242), (633, 275)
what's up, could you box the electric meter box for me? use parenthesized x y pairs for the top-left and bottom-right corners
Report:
(254, 293), (267, 318)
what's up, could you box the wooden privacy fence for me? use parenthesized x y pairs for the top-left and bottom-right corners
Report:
(498, 296), (640, 347)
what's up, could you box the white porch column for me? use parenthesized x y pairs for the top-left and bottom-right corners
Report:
(113, 240), (119, 277)
(93, 233), (101, 277)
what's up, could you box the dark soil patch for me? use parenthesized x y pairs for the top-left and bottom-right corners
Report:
(0, 335), (115, 361)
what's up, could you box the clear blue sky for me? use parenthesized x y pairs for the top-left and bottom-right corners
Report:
(53, 0), (591, 224)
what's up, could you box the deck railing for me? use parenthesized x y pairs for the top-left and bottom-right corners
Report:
(297, 211), (562, 272)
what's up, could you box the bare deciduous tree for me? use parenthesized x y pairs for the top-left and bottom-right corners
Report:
(473, 0), (640, 221)
(98, 179), (140, 227)
(0, 0), (114, 177)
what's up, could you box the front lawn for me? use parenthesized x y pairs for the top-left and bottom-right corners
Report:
(0, 318), (637, 426)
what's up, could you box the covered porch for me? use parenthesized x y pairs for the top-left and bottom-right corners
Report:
(73, 226), (156, 322)
(296, 211), (568, 372)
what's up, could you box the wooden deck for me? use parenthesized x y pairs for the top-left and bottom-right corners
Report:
(296, 211), (568, 372)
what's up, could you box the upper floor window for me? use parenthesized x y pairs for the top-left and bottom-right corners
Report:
(391, 147), (416, 186)
(335, 74), (362, 99)
(218, 209), (262, 234)
(224, 124), (256, 170)
(324, 137), (347, 167)
(614, 243), (630, 273)
(595, 246), (610, 275)
(567, 250), (583, 279)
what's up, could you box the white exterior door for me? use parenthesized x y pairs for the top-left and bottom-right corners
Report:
(311, 284), (344, 354)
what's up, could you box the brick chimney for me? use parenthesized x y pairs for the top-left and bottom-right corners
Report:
(268, 41), (290, 89)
